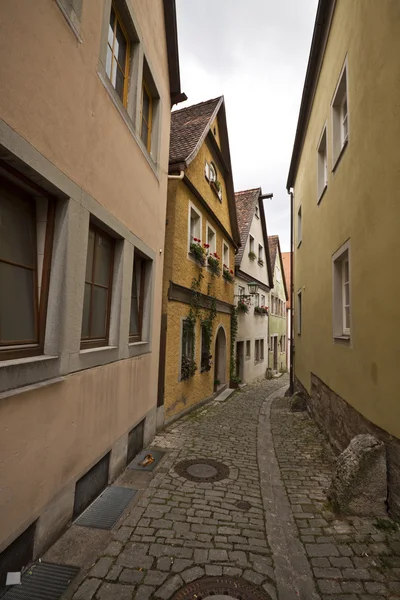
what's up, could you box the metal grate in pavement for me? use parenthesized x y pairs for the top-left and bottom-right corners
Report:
(2, 562), (79, 600)
(74, 486), (137, 530)
(127, 449), (165, 472)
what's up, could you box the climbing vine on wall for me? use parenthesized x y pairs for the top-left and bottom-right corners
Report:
(230, 306), (238, 381)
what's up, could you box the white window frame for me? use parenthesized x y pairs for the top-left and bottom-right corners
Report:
(258, 244), (263, 263)
(206, 221), (217, 255)
(238, 285), (245, 297)
(188, 202), (203, 254)
(254, 293), (259, 308)
(261, 294), (265, 307)
(249, 235), (255, 254)
(332, 240), (351, 340)
(255, 339), (260, 362)
(331, 57), (349, 170)
(245, 339), (251, 359)
(222, 240), (229, 269)
(317, 124), (328, 202)
(297, 205), (302, 248)
(297, 290), (302, 335)
(260, 339), (264, 361)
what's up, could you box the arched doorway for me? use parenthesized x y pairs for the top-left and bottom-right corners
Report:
(214, 326), (227, 390)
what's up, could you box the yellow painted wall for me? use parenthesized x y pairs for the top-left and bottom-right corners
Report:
(164, 304), (231, 418)
(293, 0), (400, 436)
(163, 137), (236, 417)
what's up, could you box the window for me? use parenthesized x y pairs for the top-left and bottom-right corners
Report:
(317, 126), (328, 200)
(129, 253), (148, 342)
(282, 335), (286, 352)
(258, 244), (264, 265)
(200, 324), (210, 373)
(276, 266), (281, 283)
(297, 291), (302, 335)
(333, 242), (351, 338)
(246, 340), (251, 358)
(238, 285), (245, 297)
(255, 204), (259, 219)
(260, 339), (264, 361)
(222, 241), (229, 269)
(56, 0), (82, 35)
(0, 179), (54, 359)
(181, 319), (195, 380)
(249, 235), (254, 254)
(189, 204), (202, 248)
(141, 80), (153, 152)
(106, 4), (130, 106)
(254, 293), (259, 308)
(271, 296), (275, 314)
(297, 205), (302, 247)
(332, 62), (348, 167)
(261, 294), (265, 307)
(81, 225), (115, 347)
(209, 162), (217, 183)
(255, 339), (260, 361)
(206, 223), (216, 254)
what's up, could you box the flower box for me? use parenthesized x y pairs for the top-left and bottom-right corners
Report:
(248, 251), (256, 261)
(208, 254), (221, 276)
(254, 306), (268, 316)
(190, 240), (206, 266)
(222, 266), (234, 283)
(237, 300), (249, 314)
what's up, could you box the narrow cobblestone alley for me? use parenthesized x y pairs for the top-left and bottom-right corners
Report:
(65, 376), (400, 600)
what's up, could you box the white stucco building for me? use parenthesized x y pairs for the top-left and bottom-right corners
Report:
(234, 188), (273, 383)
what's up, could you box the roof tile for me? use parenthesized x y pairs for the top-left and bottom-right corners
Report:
(234, 188), (261, 266)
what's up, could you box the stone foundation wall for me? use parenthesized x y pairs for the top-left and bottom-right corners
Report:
(295, 373), (400, 521)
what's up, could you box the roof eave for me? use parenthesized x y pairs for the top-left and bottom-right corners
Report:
(163, 0), (186, 107)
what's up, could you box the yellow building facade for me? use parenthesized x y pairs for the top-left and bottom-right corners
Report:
(159, 97), (241, 421)
(287, 0), (400, 517)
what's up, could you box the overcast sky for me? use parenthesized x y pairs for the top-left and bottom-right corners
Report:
(175, 0), (318, 252)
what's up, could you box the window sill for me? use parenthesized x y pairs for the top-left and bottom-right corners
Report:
(55, 0), (82, 42)
(317, 184), (327, 205)
(0, 376), (65, 401)
(332, 138), (348, 173)
(0, 354), (58, 369)
(69, 345), (119, 373)
(80, 345), (118, 355)
(297, 240), (302, 249)
(97, 70), (159, 181)
(0, 354), (60, 395)
(128, 340), (151, 358)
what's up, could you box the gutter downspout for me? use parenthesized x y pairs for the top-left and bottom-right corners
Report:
(168, 171), (184, 180)
(289, 189), (294, 395)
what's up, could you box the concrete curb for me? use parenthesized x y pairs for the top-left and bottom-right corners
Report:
(258, 386), (321, 600)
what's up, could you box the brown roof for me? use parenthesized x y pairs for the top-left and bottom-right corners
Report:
(169, 97), (222, 165)
(281, 252), (292, 308)
(234, 188), (261, 265)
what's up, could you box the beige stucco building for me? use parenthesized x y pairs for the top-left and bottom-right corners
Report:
(287, 0), (400, 517)
(0, 0), (183, 577)
(234, 188), (273, 383)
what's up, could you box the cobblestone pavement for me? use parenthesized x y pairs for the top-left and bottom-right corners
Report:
(271, 397), (400, 600)
(71, 377), (400, 600)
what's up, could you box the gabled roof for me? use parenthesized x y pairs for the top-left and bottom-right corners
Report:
(268, 235), (288, 301)
(170, 97), (222, 165)
(169, 97), (241, 247)
(235, 188), (273, 288)
(281, 252), (291, 308)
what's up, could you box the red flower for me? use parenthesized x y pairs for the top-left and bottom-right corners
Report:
(230, 269), (233, 274)
(204, 243), (210, 248)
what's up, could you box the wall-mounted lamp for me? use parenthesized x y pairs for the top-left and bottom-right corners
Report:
(247, 282), (259, 295)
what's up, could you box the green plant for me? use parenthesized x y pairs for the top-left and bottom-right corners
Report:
(190, 241), (206, 266)
(181, 355), (197, 380)
(222, 266), (234, 283)
(208, 254), (221, 276)
(254, 306), (268, 315)
(248, 251), (256, 261)
(214, 379), (220, 386)
(237, 299), (249, 313)
(230, 306), (238, 380)
(215, 180), (222, 191)
(258, 258), (264, 266)
(375, 518), (398, 532)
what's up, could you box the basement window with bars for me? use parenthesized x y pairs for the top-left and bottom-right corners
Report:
(0, 175), (55, 360)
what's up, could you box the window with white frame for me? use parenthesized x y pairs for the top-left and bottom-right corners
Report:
(317, 126), (328, 200)
(189, 204), (202, 249)
(206, 223), (216, 254)
(254, 293), (259, 308)
(281, 335), (286, 352)
(249, 235), (255, 257)
(260, 339), (264, 361)
(238, 285), (245, 297)
(297, 205), (302, 247)
(332, 62), (348, 167)
(222, 241), (229, 268)
(255, 339), (260, 361)
(333, 241), (351, 338)
(297, 290), (302, 335)
(246, 340), (251, 358)
(258, 244), (264, 265)
(261, 294), (265, 307)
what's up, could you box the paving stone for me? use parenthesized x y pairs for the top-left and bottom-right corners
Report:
(119, 568), (144, 584)
(135, 586), (156, 600)
(171, 559), (193, 573)
(209, 548), (228, 561)
(243, 569), (265, 586)
(73, 578), (101, 600)
(90, 557), (114, 579)
(318, 579), (343, 594)
(96, 583), (135, 600)
(205, 565), (223, 576)
(106, 566), (122, 582)
(181, 566), (205, 583)
(306, 543), (340, 557)
(144, 570), (168, 586)
(154, 574), (184, 599)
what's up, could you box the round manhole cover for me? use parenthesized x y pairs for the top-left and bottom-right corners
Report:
(175, 459), (230, 482)
(172, 576), (272, 600)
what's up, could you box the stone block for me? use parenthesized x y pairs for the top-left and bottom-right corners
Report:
(328, 434), (387, 516)
(289, 392), (307, 412)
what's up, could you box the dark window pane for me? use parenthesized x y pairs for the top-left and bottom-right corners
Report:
(109, 6), (115, 35)
(130, 256), (142, 337)
(94, 232), (112, 286)
(0, 262), (35, 343)
(142, 87), (150, 122)
(85, 229), (95, 282)
(0, 194), (35, 267)
(130, 295), (139, 336)
(91, 286), (108, 339)
(116, 22), (127, 70)
(141, 119), (149, 147)
(81, 282), (91, 338)
(115, 66), (125, 101)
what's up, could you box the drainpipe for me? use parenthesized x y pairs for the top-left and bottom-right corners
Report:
(168, 171), (184, 180)
(289, 189), (294, 395)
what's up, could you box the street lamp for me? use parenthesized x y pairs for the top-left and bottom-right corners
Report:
(247, 282), (259, 295)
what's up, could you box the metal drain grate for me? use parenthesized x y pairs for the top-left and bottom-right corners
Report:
(74, 486), (137, 530)
(2, 562), (79, 600)
(127, 449), (165, 472)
